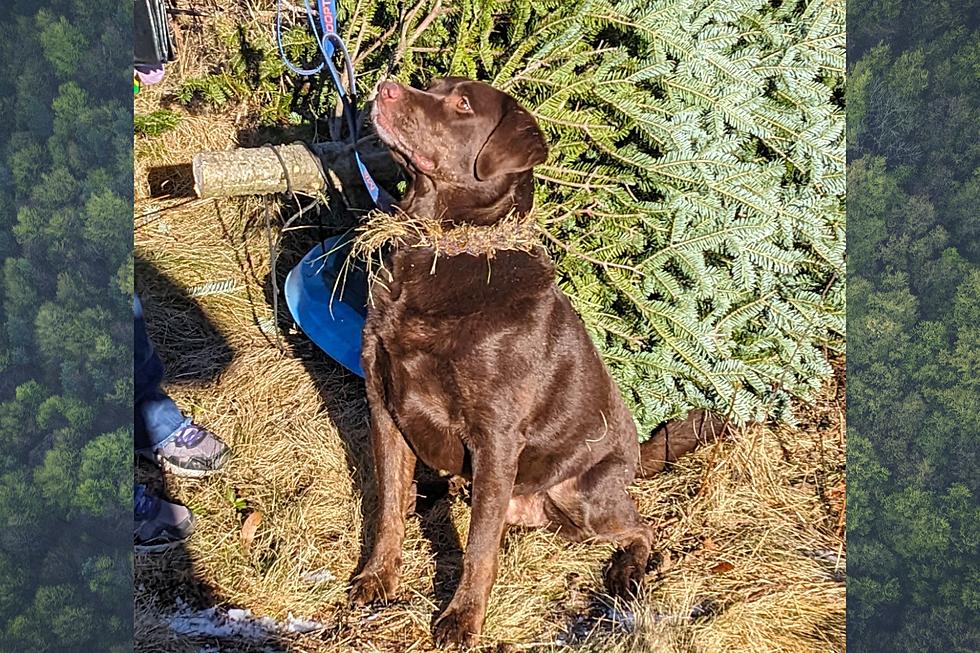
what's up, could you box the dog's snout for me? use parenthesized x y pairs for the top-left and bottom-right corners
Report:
(378, 81), (403, 102)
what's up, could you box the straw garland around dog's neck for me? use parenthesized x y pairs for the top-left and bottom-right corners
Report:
(349, 208), (540, 278)
(353, 208), (540, 257)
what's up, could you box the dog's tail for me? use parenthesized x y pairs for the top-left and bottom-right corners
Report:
(637, 409), (730, 478)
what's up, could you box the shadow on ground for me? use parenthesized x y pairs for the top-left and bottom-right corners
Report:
(135, 256), (297, 653)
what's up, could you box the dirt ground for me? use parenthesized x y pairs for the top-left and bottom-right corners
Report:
(133, 5), (845, 652)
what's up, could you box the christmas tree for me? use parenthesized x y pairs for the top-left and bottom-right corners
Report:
(279, 0), (845, 437)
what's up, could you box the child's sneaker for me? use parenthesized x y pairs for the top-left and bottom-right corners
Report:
(144, 422), (231, 478)
(134, 484), (195, 553)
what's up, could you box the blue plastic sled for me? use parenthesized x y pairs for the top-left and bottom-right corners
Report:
(284, 234), (368, 377)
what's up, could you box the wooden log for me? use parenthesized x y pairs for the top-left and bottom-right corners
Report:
(192, 139), (403, 205)
(193, 143), (325, 198)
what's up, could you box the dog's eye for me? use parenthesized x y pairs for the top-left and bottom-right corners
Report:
(456, 97), (471, 112)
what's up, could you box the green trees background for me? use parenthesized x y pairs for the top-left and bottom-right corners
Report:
(0, 0), (132, 650)
(848, 1), (980, 651)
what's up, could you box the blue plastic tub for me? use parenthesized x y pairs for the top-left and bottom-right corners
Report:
(284, 234), (368, 377)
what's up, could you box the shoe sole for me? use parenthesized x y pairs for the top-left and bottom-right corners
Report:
(138, 449), (230, 479)
(134, 539), (186, 554)
(159, 456), (227, 478)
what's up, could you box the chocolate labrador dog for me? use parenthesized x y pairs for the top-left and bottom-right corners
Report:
(350, 77), (725, 646)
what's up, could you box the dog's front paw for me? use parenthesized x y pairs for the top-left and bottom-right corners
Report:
(350, 561), (400, 606)
(605, 543), (649, 598)
(432, 599), (484, 648)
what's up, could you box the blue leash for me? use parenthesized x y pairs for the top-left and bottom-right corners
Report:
(276, 0), (391, 211)
(276, 0), (383, 377)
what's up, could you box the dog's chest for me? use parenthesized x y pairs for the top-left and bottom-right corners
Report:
(370, 291), (477, 475)
(364, 249), (551, 474)
(387, 343), (466, 470)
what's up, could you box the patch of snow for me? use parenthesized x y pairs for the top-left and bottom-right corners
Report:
(285, 613), (325, 634)
(300, 568), (337, 584)
(556, 602), (637, 645)
(165, 598), (325, 640)
(606, 605), (636, 629)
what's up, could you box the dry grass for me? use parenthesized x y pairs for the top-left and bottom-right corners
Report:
(134, 5), (845, 652)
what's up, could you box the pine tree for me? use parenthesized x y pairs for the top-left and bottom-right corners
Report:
(285, 0), (845, 436)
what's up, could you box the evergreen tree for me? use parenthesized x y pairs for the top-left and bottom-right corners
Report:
(286, 0), (847, 433)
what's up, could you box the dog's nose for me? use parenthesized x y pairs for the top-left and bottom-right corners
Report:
(378, 81), (403, 102)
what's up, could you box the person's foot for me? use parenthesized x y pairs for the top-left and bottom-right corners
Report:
(148, 422), (232, 478)
(135, 484), (195, 553)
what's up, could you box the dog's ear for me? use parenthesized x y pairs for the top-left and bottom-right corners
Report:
(474, 99), (548, 180)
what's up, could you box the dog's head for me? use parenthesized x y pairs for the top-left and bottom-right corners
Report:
(371, 77), (548, 187)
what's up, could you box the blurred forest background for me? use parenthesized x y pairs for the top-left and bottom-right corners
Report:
(847, 0), (980, 651)
(0, 0), (133, 651)
(0, 0), (975, 650)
